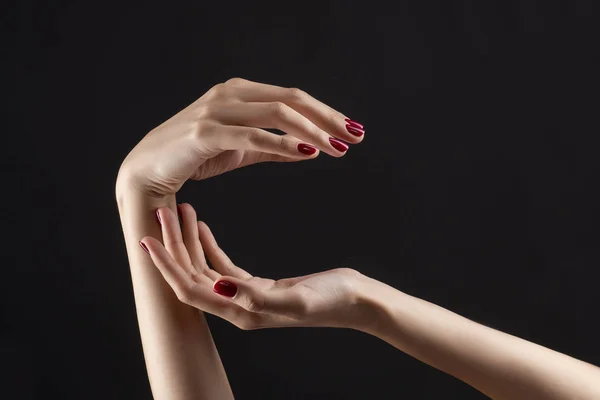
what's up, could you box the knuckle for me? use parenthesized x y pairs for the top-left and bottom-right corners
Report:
(327, 110), (341, 126)
(208, 83), (228, 98)
(335, 267), (361, 277)
(196, 102), (217, 119)
(190, 120), (216, 141)
(241, 127), (261, 144)
(286, 87), (307, 102)
(276, 135), (289, 152)
(269, 101), (289, 118)
(225, 77), (247, 86)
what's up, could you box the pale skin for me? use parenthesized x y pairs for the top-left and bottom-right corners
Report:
(116, 77), (364, 399)
(142, 204), (600, 400)
(118, 78), (600, 399)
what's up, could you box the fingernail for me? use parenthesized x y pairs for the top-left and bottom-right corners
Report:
(156, 209), (162, 225)
(346, 124), (365, 137)
(139, 241), (150, 254)
(345, 118), (364, 130)
(213, 280), (238, 297)
(297, 143), (317, 155)
(329, 137), (349, 153)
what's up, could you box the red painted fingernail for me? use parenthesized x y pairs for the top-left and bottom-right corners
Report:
(297, 143), (317, 155)
(139, 241), (150, 254)
(213, 281), (237, 297)
(156, 209), (162, 225)
(329, 137), (349, 153)
(345, 118), (364, 129)
(346, 124), (365, 137)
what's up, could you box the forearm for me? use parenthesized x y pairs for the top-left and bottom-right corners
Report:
(116, 176), (233, 400)
(356, 275), (600, 400)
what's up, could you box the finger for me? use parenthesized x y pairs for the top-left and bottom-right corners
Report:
(212, 276), (307, 319)
(140, 236), (208, 295)
(223, 77), (365, 144)
(177, 203), (220, 281)
(236, 149), (313, 168)
(197, 221), (253, 280)
(211, 125), (320, 160)
(156, 207), (194, 275)
(140, 236), (294, 330)
(142, 237), (256, 321)
(210, 102), (348, 157)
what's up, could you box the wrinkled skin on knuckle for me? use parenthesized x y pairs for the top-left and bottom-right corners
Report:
(276, 135), (289, 152)
(269, 101), (288, 117)
(241, 128), (261, 146)
(286, 87), (307, 103)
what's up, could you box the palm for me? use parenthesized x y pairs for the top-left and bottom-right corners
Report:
(240, 268), (362, 328)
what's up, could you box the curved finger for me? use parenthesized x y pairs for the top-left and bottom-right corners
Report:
(223, 77), (365, 144)
(155, 207), (195, 276)
(212, 125), (319, 160)
(177, 203), (220, 281)
(210, 101), (347, 157)
(141, 237), (255, 319)
(197, 221), (253, 280)
(140, 236), (206, 296)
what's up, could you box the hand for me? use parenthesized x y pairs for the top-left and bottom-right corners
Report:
(139, 203), (372, 330)
(117, 77), (365, 197)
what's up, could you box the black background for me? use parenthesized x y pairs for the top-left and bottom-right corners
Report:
(3, 1), (600, 399)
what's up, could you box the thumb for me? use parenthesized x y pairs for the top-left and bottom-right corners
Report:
(213, 277), (305, 318)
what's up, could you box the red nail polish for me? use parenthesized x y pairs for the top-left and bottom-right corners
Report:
(329, 137), (349, 152)
(213, 281), (237, 297)
(156, 210), (162, 225)
(297, 143), (317, 155)
(346, 124), (365, 137)
(139, 241), (150, 254)
(345, 118), (364, 129)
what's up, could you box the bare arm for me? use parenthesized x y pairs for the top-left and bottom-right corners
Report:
(115, 78), (362, 398)
(141, 209), (600, 399)
(116, 182), (233, 400)
(357, 276), (600, 400)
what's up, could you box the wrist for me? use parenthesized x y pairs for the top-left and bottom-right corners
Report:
(115, 166), (171, 208)
(350, 273), (404, 336)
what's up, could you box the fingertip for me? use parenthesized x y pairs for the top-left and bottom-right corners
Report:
(139, 240), (150, 254)
(178, 202), (193, 212)
(344, 132), (365, 145)
(213, 279), (238, 298)
(297, 143), (318, 156)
